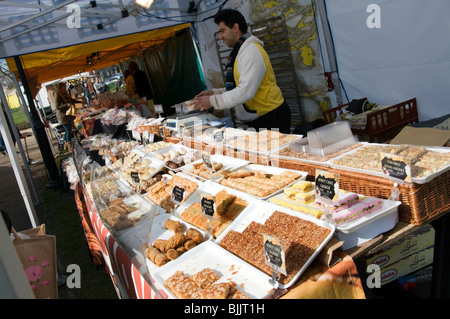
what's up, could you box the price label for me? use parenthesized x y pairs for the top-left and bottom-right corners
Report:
(201, 194), (216, 218)
(202, 152), (212, 169)
(214, 129), (225, 143)
(381, 153), (412, 182)
(263, 234), (286, 276)
(171, 185), (185, 203)
(315, 169), (340, 205)
(130, 171), (140, 183)
(132, 129), (141, 141)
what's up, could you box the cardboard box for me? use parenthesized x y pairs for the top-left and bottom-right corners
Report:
(379, 246), (434, 285)
(390, 126), (450, 146)
(365, 224), (434, 268)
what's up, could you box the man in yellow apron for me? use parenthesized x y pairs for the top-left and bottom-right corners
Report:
(193, 9), (291, 133)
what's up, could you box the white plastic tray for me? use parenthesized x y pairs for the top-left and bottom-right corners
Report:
(336, 199), (401, 234)
(98, 192), (158, 236)
(145, 212), (212, 272)
(181, 154), (250, 181)
(216, 164), (308, 200)
(146, 143), (202, 172)
(271, 140), (366, 166)
(173, 180), (259, 226)
(226, 134), (302, 155)
(337, 199), (400, 250)
(215, 201), (335, 289)
(151, 241), (276, 299)
(329, 143), (450, 184)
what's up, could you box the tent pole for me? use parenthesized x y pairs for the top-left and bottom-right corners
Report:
(0, 84), (39, 228)
(10, 73), (43, 205)
(13, 56), (61, 189)
(315, 0), (343, 106)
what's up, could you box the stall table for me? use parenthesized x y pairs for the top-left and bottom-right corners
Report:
(74, 183), (366, 299)
(72, 134), (449, 299)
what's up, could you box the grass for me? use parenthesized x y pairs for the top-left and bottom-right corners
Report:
(39, 155), (118, 299)
(11, 107), (31, 130)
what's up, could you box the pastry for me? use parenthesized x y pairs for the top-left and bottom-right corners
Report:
(185, 228), (204, 244)
(165, 219), (183, 233)
(201, 282), (230, 299)
(191, 268), (219, 289)
(162, 233), (186, 252)
(184, 239), (197, 250)
(165, 271), (202, 299)
(166, 248), (180, 260)
(215, 190), (236, 216)
(227, 282), (251, 299)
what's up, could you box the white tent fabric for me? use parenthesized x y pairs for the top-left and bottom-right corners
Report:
(322, 0), (450, 121)
(0, 0), (187, 58)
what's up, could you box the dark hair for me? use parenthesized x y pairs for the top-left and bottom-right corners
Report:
(214, 9), (248, 34)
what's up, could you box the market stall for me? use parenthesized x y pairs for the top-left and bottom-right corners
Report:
(62, 113), (449, 299)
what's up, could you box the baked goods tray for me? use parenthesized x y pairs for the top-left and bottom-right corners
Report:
(267, 190), (401, 234)
(172, 179), (260, 220)
(180, 154), (250, 181)
(98, 192), (159, 236)
(145, 143), (202, 172)
(328, 143), (450, 184)
(215, 201), (335, 289)
(225, 134), (303, 156)
(270, 140), (366, 166)
(151, 241), (276, 299)
(186, 127), (257, 146)
(336, 198), (401, 234)
(144, 212), (212, 272)
(216, 164), (308, 200)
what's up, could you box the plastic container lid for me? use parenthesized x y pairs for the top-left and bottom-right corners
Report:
(307, 121), (358, 156)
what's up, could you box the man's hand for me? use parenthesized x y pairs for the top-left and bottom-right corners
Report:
(192, 90), (213, 111)
(192, 95), (212, 111)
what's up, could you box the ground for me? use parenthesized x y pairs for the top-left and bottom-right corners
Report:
(1, 127), (117, 299)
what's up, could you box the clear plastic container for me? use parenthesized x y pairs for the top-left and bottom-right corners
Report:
(307, 121), (358, 156)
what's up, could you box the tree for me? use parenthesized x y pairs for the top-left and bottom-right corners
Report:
(0, 59), (15, 94)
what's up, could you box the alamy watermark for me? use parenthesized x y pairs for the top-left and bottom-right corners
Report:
(367, 4), (381, 29)
(65, 264), (81, 288)
(66, 4), (81, 29)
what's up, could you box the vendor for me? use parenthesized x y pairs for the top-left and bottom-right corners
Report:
(192, 9), (291, 134)
(128, 61), (154, 101)
(124, 69), (137, 98)
(55, 82), (81, 147)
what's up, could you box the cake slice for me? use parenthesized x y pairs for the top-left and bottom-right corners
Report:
(333, 197), (383, 225)
(315, 190), (359, 211)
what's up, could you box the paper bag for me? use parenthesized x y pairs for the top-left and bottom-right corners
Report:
(12, 225), (58, 299)
(66, 104), (77, 116)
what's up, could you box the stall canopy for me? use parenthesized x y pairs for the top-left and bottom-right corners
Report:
(5, 23), (191, 93)
(0, 0), (194, 93)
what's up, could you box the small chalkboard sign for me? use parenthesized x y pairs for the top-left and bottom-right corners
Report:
(201, 194), (216, 218)
(214, 129), (225, 143)
(130, 171), (140, 183)
(171, 185), (185, 203)
(315, 169), (340, 205)
(381, 153), (411, 182)
(202, 152), (212, 169)
(263, 234), (286, 276)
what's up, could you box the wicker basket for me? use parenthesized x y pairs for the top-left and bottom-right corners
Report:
(329, 168), (450, 225)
